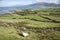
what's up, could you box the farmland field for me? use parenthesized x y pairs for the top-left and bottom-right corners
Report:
(0, 8), (60, 40)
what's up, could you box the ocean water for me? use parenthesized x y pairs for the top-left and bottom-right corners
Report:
(0, 7), (16, 14)
(0, 6), (41, 14)
(0, 5), (47, 14)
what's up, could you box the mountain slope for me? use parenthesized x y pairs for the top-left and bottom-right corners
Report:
(0, 2), (60, 13)
(13, 2), (60, 8)
(29, 2), (60, 8)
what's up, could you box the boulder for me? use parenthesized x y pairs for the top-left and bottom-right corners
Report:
(20, 27), (27, 31)
(22, 32), (29, 37)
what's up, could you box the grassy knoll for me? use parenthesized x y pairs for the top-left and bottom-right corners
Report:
(0, 8), (60, 40)
(43, 15), (60, 21)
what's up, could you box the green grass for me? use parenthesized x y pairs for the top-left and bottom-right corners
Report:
(0, 8), (60, 40)
(0, 15), (48, 21)
(0, 27), (16, 34)
(0, 26), (60, 40)
(44, 15), (60, 21)
(0, 34), (20, 40)
(26, 20), (60, 28)
(0, 19), (60, 28)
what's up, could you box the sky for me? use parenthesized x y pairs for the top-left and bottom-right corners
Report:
(0, 0), (59, 7)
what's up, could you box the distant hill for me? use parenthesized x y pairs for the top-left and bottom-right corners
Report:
(14, 2), (60, 8)
(27, 2), (60, 8)
(0, 2), (60, 14)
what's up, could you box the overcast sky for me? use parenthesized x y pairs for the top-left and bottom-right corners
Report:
(0, 0), (59, 7)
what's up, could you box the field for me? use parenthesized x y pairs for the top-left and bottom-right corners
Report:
(0, 8), (60, 40)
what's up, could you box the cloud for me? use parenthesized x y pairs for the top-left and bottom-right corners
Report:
(36, 0), (59, 3)
(0, 1), (22, 7)
(0, 0), (37, 7)
(0, 0), (59, 7)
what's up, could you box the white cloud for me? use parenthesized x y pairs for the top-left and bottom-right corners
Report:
(36, 0), (59, 3)
(0, 0), (60, 7)
(36, 0), (44, 2)
(0, 1), (24, 7)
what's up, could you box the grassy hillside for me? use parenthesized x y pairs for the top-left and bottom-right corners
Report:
(0, 8), (60, 40)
